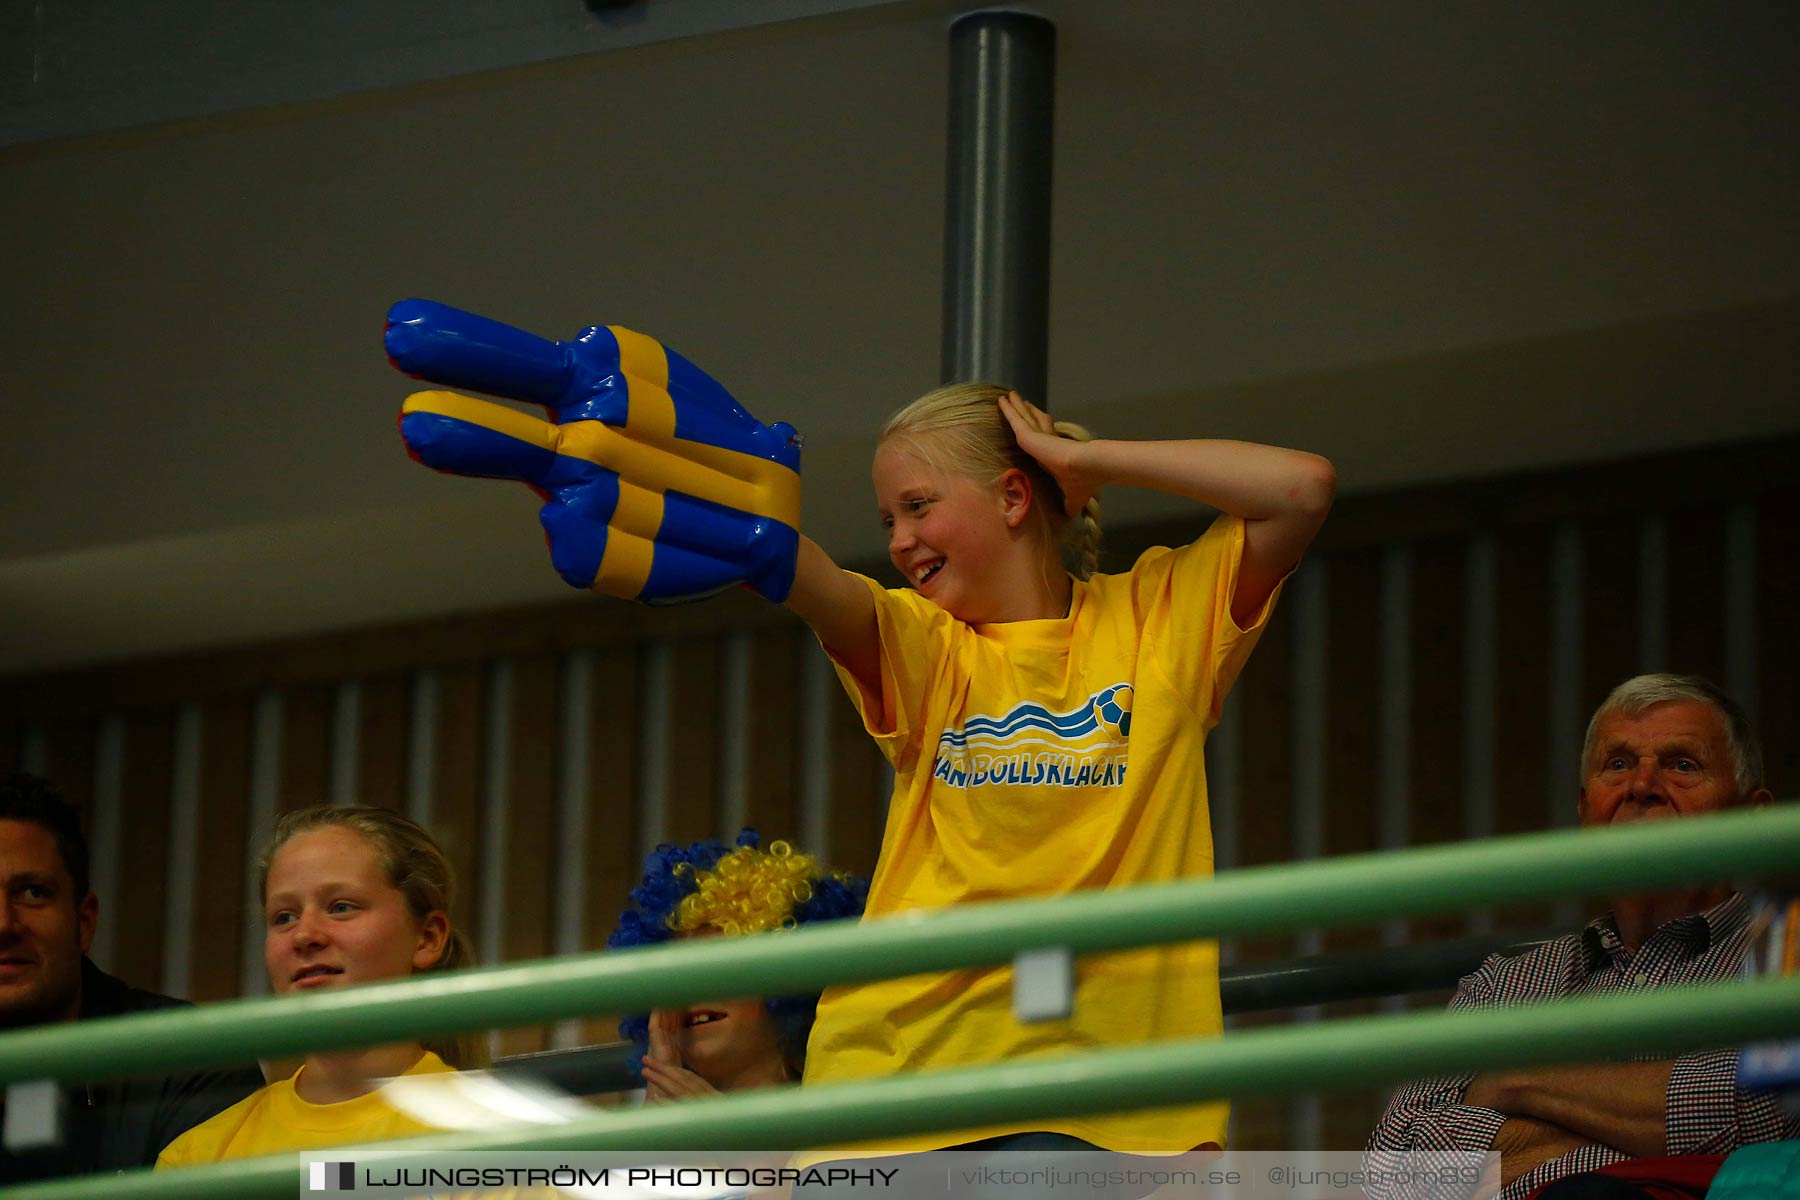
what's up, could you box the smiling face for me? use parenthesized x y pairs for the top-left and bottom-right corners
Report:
(672, 994), (787, 1088)
(263, 825), (448, 995)
(0, 819), (96, 1028)
(1578, 700), (1758, 828)
(874, 436), (1035, 623)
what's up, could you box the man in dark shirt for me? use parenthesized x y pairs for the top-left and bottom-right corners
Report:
(0, 772), (263, 1179)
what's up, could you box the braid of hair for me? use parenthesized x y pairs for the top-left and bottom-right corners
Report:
(1050, 418), (1103, 580)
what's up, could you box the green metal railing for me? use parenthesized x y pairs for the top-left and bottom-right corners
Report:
(4, 804), (1794, 1087)
(1, 805), (1796, 1199)
(9, 975), (1800, 1200)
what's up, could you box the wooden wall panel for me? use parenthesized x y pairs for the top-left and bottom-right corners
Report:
(581, 647), (642, 1046)
(431, 664), (487, 943)
(582, 650), (644, 933)
(497, 655), (560, 1056)
(277, 685), (333, 814)
(744, 629), (803, 842)
(44, 717), (97, 826)
(1221, 601), (1295, 1150)
(112, 710), (175, 991)
(1318, 549), (1386, 1150)
(1581, 516), (1642, 714)
(354, 674), (412, 811)
(1491, 527), (1554, 931)
(1322, 550), (1381, 915)
(190, 698), (254, 1002)
(1758, 489), (1800, 800)
(1664, 507), (1728, 684)
(1408, 541), (1469, 946)
(1229, 602), (1298, 884)
(664, 638), (722, 847)
(826, 691), (886, 880)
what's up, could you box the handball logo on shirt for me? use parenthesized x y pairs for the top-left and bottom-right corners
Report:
(932, 683), (1132, 789)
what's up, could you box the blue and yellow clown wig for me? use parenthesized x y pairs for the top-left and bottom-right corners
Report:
(606, 829), (868, 1078)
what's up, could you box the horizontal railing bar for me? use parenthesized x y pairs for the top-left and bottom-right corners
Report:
(11, 974), (1798, 1200)
(0, 804), (1793, 1086)
(494, 928), (1559, 1096)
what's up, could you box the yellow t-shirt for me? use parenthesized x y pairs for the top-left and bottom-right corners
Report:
(804, 515), (1278, 1153)
(156, 1051), (453, 1165)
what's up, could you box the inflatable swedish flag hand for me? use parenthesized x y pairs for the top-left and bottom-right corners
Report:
(385, 299), (802, 604)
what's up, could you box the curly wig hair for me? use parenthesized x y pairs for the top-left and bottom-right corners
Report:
(606, 829), (868, 1079)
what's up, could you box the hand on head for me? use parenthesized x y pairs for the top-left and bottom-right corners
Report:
(998, 391), (1096, 519)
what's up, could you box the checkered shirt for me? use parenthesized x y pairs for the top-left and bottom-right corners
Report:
(1363, 893), (1799, 1199)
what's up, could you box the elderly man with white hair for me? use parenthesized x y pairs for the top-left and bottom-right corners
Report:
(1365, 673), (1795, 1200)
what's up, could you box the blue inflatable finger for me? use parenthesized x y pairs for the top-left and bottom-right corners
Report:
(387, 300), (803, 604)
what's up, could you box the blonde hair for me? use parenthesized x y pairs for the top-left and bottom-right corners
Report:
(881, 382), (1103, 579)
(259, 806), (485, 1069)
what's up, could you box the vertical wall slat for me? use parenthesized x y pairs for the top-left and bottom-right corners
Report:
(329, 681), (361, 807)
(497, 654), (561, 1056)
(745, 628), (804, 841)
(1322, 552), (1380, 895)
(112, 710), (176, 989)
(193, 697), (253, 1003)
(1288, 553), (1329, 1194)
(1376, 547), (1413, 869)
(477, 660), (513, 976)
(1546, 524), (1584, 927)
(1409, 541), (1470, 951)
(1492, 527), (1553, 932)
(1723, 502), (1758, 723)
(1547, 524), (1583, 839)
(476, 659), (512, 1065)
(1756, 488), (1799, 799)
(1636, 514), (1669, 674)
(1318, 549), (1385, 1149)
(407, 670), (439, 825)
(20, 722), (50, 777)
(799, 643), (835, 859)
(0, 718), (23, 776)
(664, 639), (723, 847)
(1221, 597), (1295, 1151)
(162, 704), (203, 998)
(45, 717), (98, 824)
(87, 717), (124, 971)
(718, 634), (752, 837)
(1462, 536), (1498, 934)
(582, 646), (643, 1048)
(637, 642), (674, 857)
(1665, 507), (1728, 683)
(241, 693), (282, 997)
(1580, 516), (1641, 720)
(278, 685), (333, 814)
(430, 664), (487, 953)
(355, 674), (412, 811)
(826, 689), (886, 880)
(553, 651), (593, 1051)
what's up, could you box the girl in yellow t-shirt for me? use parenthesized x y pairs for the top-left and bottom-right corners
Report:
(780, 385), (1334, 1153)
(158, 806), (481, 1165)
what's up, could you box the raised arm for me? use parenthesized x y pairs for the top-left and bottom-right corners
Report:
(784, 536), (883, 712)
(1000, 394), (1335, 626)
